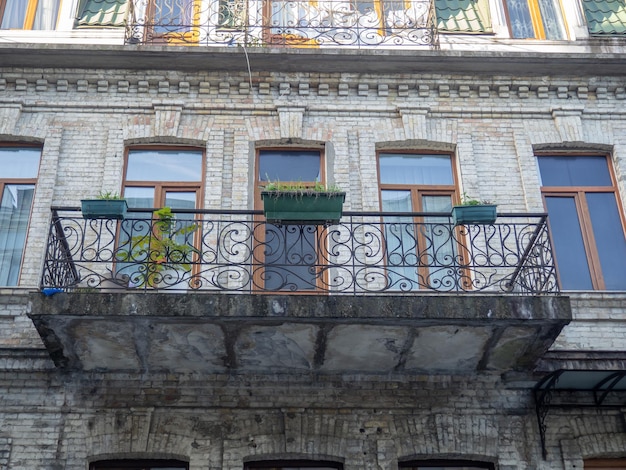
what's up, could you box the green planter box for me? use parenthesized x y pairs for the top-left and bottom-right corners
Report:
(261, 191), (346, 224)
(81, 199), (128, 220)
(451, 204), (497, 225)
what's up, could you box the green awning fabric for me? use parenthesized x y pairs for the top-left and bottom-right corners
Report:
(435, 0), (492, 33)
(582, 0), (626, 35)
(77, 0), (128, 27)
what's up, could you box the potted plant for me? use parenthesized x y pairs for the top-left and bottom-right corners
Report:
(451, 193), (497, 225)
(117, 207), (198, 288)
(260, 181), (346, 224)
(81, 191), (128, 220)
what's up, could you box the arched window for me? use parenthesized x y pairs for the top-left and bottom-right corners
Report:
(245, 459), (343, 469)
(89, 459), (189, 470)
(399, 460), (495, 469)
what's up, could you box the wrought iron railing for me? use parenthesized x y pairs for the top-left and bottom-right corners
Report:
(123, 0), (438, 47)
(41, 208), (558, 294)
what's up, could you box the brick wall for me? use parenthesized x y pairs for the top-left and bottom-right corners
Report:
(0, 68), (625, 468)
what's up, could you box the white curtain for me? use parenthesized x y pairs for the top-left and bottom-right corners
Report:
(1, 0), (60, 29)
(32, 0), (61, 29)
(1, 0), (28, 28)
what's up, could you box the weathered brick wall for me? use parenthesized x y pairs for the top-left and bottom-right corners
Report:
(0, 364), (624, 469)
(0, 69), (625, 468)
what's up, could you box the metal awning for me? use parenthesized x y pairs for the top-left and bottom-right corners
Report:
(534, 369), (626, 458)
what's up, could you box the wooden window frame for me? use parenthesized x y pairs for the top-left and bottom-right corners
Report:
(377, 150), (460, 290)
(538, 152), (626, 290)
(122, 146), (206, 207)
(585, 459), (626, 469)
(143, 0), (201, 44)
(0, 144), (41, 286)
(254, 147), (328, 293)
(0, 0), (60, 29)
(502, 0), (567, 40)
(121, 146), (206, 284)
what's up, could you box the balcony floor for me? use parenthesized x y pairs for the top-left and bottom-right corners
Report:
(28, 292), (571, 375)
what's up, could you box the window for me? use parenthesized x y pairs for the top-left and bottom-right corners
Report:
(0, 146), (40, 286)
(255, 149), (324, 291)
(90, 459), (189, 470)
(128, 0), (197, 42)
(585, 459), (626, 469)
(245, 460), (343, 469)
(503, 0), (566, 39)
(378, 152), (458, 290)
(0, 0), (60, 29)
(538, 154), (626, 290)
(399, 460), (495, 469)
(117, 147), (204, 288)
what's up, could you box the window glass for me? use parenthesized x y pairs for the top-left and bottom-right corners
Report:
(586, 193), (626, 290)
(0, 184), (35, 285)
(256, 149), (324, 292)
(379, 154), (454, 185)
(538, 155), (626, 290)
(538, 155), (612, 186)
(1, 0), (60, 29)
(126, 149), (202, 182)
(504, 0), (565, 39)
(378, 152), (457, 291)
(544, 196), (593, 290)
(0, 146), (40, 287)
(259, 150), (321, 182)
(0, 147), (41, 178)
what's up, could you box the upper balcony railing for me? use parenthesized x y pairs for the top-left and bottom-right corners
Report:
(123, 0), (438, 47)
(41, 207), (558, 295)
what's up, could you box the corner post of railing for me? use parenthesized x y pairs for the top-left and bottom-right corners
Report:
(505, 215), (551, 293)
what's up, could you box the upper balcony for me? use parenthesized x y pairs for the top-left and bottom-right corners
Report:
(123, 0), (439, 47)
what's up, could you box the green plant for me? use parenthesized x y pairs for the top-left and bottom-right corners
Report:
(96, 191), (123, 200)
(459, 192), (492, 206)
(118, 207), (198, 287)
(262, 179), (343, 196)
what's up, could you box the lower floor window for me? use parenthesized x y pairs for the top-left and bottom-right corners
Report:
(245, 460), (343, 469)
(90, 460), (189, 470)
(400, 461), (494, 469)
(585, 459), (626, 469)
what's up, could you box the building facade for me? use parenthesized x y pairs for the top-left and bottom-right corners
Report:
(1, 0), (626, 468)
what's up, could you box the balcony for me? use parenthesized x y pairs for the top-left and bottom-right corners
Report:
(30, 207), (569, 375)
(42, 207), (558, 294)
(123, 0), (438, 47)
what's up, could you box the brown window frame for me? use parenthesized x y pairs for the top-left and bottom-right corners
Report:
(585, 459), (626, 469)
(254, 147), (329, 293)
(538, 152), (626, 290)
(122, 145), (206, 209)
(0, 144), (41, 286)
(377, 150), (460, 290)
(120, 145), (206, 285)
